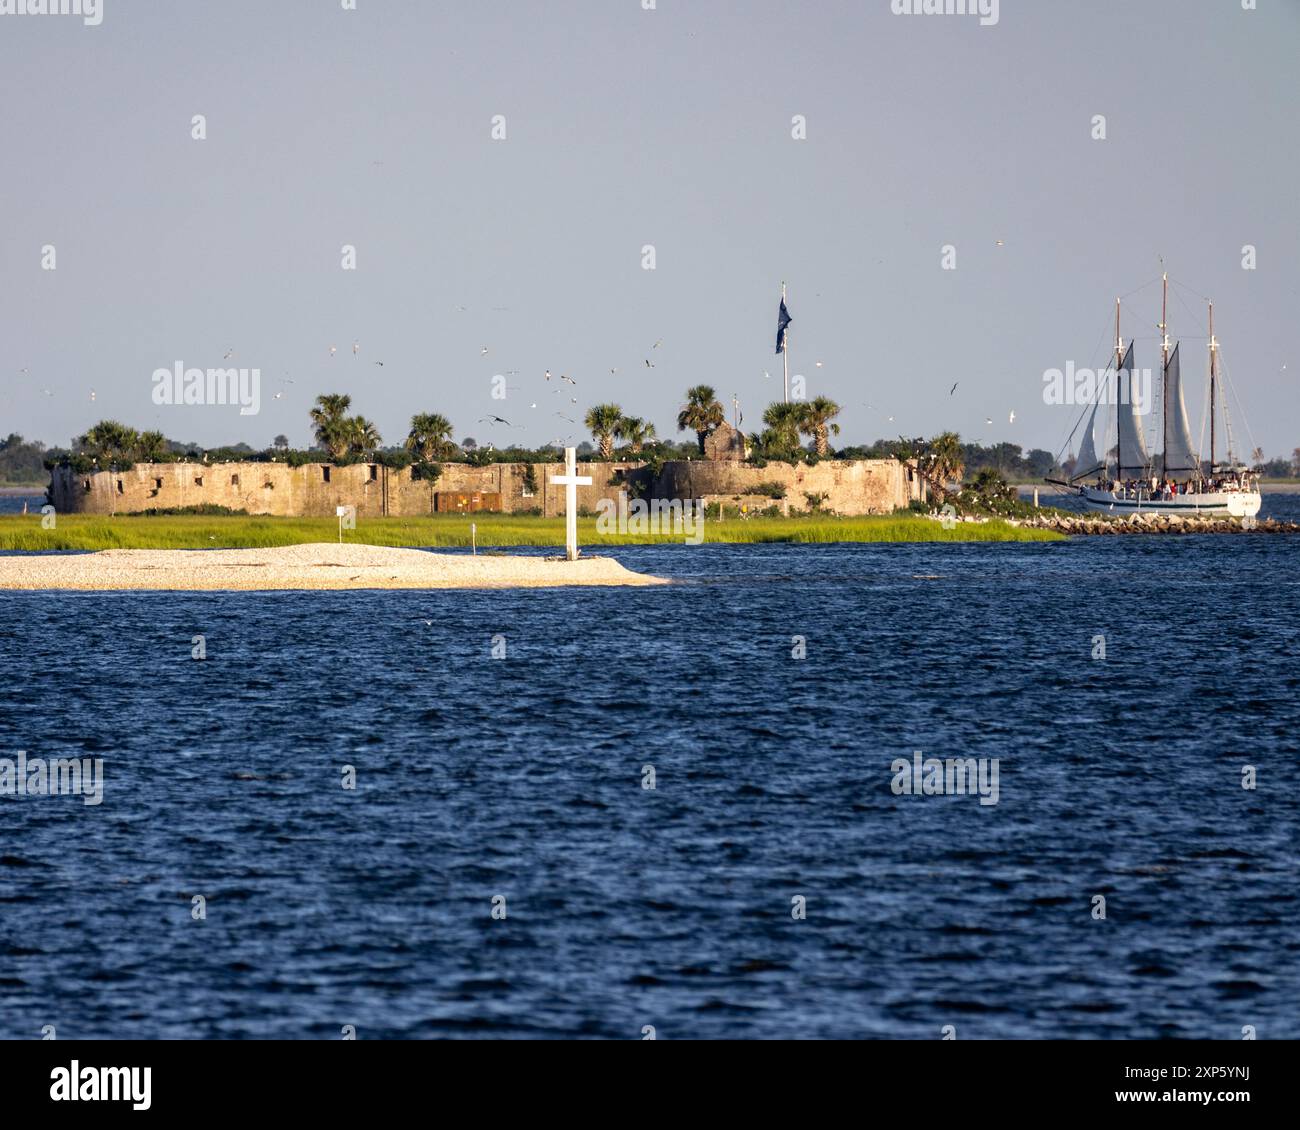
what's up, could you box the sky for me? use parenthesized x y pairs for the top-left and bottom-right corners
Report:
(1, 0), (1297, 461)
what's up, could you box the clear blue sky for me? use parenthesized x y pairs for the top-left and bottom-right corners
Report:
(2, 0), (1297, 460)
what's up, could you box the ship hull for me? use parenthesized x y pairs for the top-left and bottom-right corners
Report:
(1078, 486), (1261, 518)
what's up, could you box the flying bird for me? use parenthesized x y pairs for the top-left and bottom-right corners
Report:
(545, 370), (552, 381)
(479, 415), (514, 427)
(815, 361), (824, 368)
(373, 361), (384, 367)
(1008, 410), (1016, 423)
(329, 345), (337, 357)
(481, 346), (489, 355)
(560, 374), (576, 385)
(645, 359), (655, 368)
(353, 341), (360, 356)
(223, 349), (235, 360)
(609, 367), (619, 375)
(950, 382), (959, 396)
(652, 338), (663, 349)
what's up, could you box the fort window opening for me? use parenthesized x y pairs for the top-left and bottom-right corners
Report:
(322, 466), (331, 483)
(194, 476), (204, 487)
(116, 480), (124, 494)
(231, 474), (240, 487)
(263, 481), (274, 490)
(154, 477), (163, 490)
(369, 464), (379, 481)
(83, 480), (91, 492)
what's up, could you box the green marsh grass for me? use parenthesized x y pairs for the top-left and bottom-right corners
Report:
(0, 512), (1061, 551)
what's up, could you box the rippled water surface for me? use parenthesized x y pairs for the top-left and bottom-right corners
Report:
(1, 535), (1298, 1039)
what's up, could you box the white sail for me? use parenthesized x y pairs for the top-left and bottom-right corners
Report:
(1072, 395), (1104, 480)
(1161, 343), (1200, 475)
(1115, 342), (1149, 478)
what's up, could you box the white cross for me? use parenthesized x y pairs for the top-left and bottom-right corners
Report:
(549, 446), (592, 561)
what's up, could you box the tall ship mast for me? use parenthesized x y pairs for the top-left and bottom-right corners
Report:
(1056, 277), (1261, 519)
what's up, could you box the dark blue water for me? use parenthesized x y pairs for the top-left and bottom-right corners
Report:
(2, 535), (1298, 1039)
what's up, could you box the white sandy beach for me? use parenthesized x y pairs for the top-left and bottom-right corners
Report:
(0, 542), (667, 592)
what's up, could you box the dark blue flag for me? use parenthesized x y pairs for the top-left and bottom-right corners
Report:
(775, 298), (792, 354)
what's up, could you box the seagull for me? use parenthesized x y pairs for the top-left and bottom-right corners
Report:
(652, 338), (663, 349)
(556, 412), (575, 423)
(19, 367), (30, 374)
(479, 415), (514, 426)
(815, 361), (824, 368)
(223, 349), (235, 360)
(763, 370), (771, 380)
(996, 239), (1005, 246)
(481, 346), (489, 355)
(373, 361), (384, 367)
(560, 374), (576, 385)
(90, 389), (96, 401)
(1008, 410), (1016, 423)
(273, 392), (284, 400)
(645, 359), (655, 368)
(353, 341), (359, 356)
(985, 417), (993, 425)
(950, 382), (959, 396)
(570, 397), (578, 404)
(529, 402), (538, 409)
(42, 388), (54, 396)
(609, 367), (619, 375)
(545, 370), (552, 381)
(329, 345), (337, 357)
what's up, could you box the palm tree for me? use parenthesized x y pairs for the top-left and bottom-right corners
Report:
(78, 420), (140, 462)
(617, 416), (657, 454)
(677, 385), (725, 454)
(585, 403), (623, 460)
(925, 431), (965, 500)
(798, 397), (842, 456)
(762, 401), (804, 459)
(348, 417), (382, 459)
(405, 413), (455, 462)
(137, 430), (169, 462)
(310, 394), (352, 460)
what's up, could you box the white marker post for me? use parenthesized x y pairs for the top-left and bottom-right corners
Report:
(550, 446), (592, 562)
(336, 505), (347, 544)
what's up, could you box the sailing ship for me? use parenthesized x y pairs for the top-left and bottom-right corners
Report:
(1055, 275), (1261, 518)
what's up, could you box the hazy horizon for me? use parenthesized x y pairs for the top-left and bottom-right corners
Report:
(2, 0), (1297, 460)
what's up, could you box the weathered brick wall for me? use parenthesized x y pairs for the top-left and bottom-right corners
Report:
(48, 458), (914, 516)
(651, 459), (920, 514)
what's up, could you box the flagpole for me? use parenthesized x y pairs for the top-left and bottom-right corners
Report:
(782, 282), (789, 404)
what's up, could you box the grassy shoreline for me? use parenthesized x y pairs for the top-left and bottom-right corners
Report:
(0, 513), (1061, 551)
